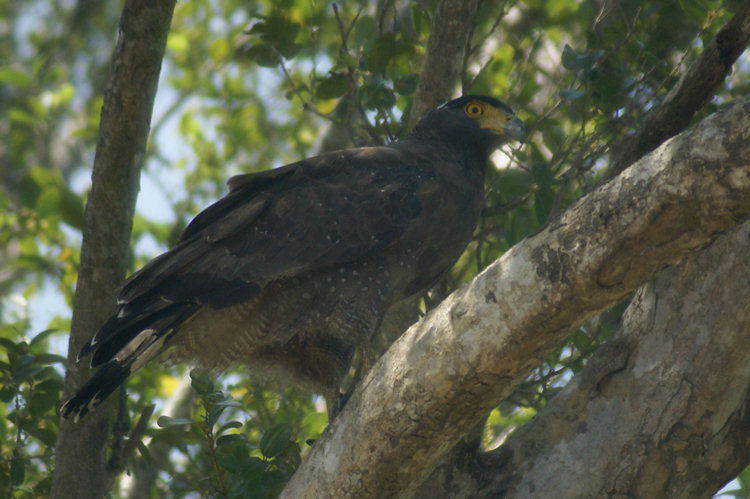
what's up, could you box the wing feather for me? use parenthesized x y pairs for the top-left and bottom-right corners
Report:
(119, 146), (428, 309)
(78, 146), (431, 366)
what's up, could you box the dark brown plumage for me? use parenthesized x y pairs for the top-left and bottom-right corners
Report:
(62, 95), (525, 421)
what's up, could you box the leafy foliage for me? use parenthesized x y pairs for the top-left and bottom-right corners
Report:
(0, 326), (65, 496)
(1, 0), (747, 496)
(146, 372), (315, 498)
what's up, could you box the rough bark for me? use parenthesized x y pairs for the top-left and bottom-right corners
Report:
(407, 0), (482, 129)
(478, 219), (750, 498)
(280, 99), (750, 498)
(605, 3), (750, 179)
(50, 2), (175, 498)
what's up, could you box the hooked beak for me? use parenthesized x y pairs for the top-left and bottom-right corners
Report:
(503, 116), (526, 142)
(479, 107), (526, 143)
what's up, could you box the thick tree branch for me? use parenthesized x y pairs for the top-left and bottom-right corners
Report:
(481, 219), (750, 497)
(281, 99), (750, 497)
(605, 4), (750, 178)
(407, 0), (481, 128)
(51, 2), (175, 498)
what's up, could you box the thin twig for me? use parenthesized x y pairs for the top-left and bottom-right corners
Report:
(275, 52), (334, 122)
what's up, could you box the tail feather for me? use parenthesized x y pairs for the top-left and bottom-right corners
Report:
(86, 302), (198, 368)
(62, 301), (200, 421)
(61, 359), (132, 422)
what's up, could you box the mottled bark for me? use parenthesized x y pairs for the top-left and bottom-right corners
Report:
(415, 219), (750, 498)
(484, 219), (750, 498)
(50, 1), (175, 498)
(281, 99), (750, 498)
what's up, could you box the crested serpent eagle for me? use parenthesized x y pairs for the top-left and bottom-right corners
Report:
(62, 95), (525, 421)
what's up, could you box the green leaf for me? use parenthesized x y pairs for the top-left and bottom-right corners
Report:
(207, 399), (236, 427)
(8, 108), (36, 126)
(167, 32), (190, 54)
(410, 4), (430, 37)
(0, 68), (33, 88)
(559, 88), (585, 100)
(366, 34), (395, 74)
(242, 44), (280, 68)
(0, 387), (15, 402)
(218, 420), (243, 435)
(190, 372), (214, 394)
(249, 11), (302, 59)
(16, 353), (35, 369)
(540, 124), (565, 154)
(561, 44), (603, 71)
(235, 456), (267, 482)
(507, 207), (537, 245)
(136, 439), (153, 465)
(255, 469), (287, 497)
(679, 0), (708, 25)
(572, 329), (592, 351)
(340, 53), (358, 69)
(0, 337), (22, 355)
(13, 364), (45, 382)
(393, 74), (418, 96)
(353, 15), (376, 49)
(157, 416), (195, 428)
(534, 188), (554, 225)
(315, 75), (350, 100)
(35, 377), (64, 394)
(363, 80), (396, 110)
(213, 398), (242, 408)
(11, 453), (25, 486)
(18, 173), (41, 208)
(216, 433), (245, 447)
(260, 423), (292, 458)
(496, 168), (532, 199)
(561, 44), (579, 70)
(59, 187), (85, 229)
(30, 427), (57, 447)
(37, 187), (62, 220)
(29, 329), (57, 348)
(531, 161), (556, 188)
(32, 353), (67, 365)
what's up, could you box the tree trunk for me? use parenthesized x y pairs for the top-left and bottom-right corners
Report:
(485, 218), (750, 497)
(50, 2), (175, 498)
(416, 218), (750, 497)
(280, 98), (750, 497)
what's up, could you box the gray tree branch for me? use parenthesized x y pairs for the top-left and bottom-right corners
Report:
(50, 1), (175, 498)
(483, 218), (750, 497)
(281, 98), (750, 498)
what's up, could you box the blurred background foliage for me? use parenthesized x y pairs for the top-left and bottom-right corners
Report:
(1, 0), (747, 496)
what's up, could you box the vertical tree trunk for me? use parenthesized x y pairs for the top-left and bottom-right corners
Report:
(50, 2), (175, 498)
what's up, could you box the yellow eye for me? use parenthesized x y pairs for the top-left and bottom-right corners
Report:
(464, 102), (485, 117)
